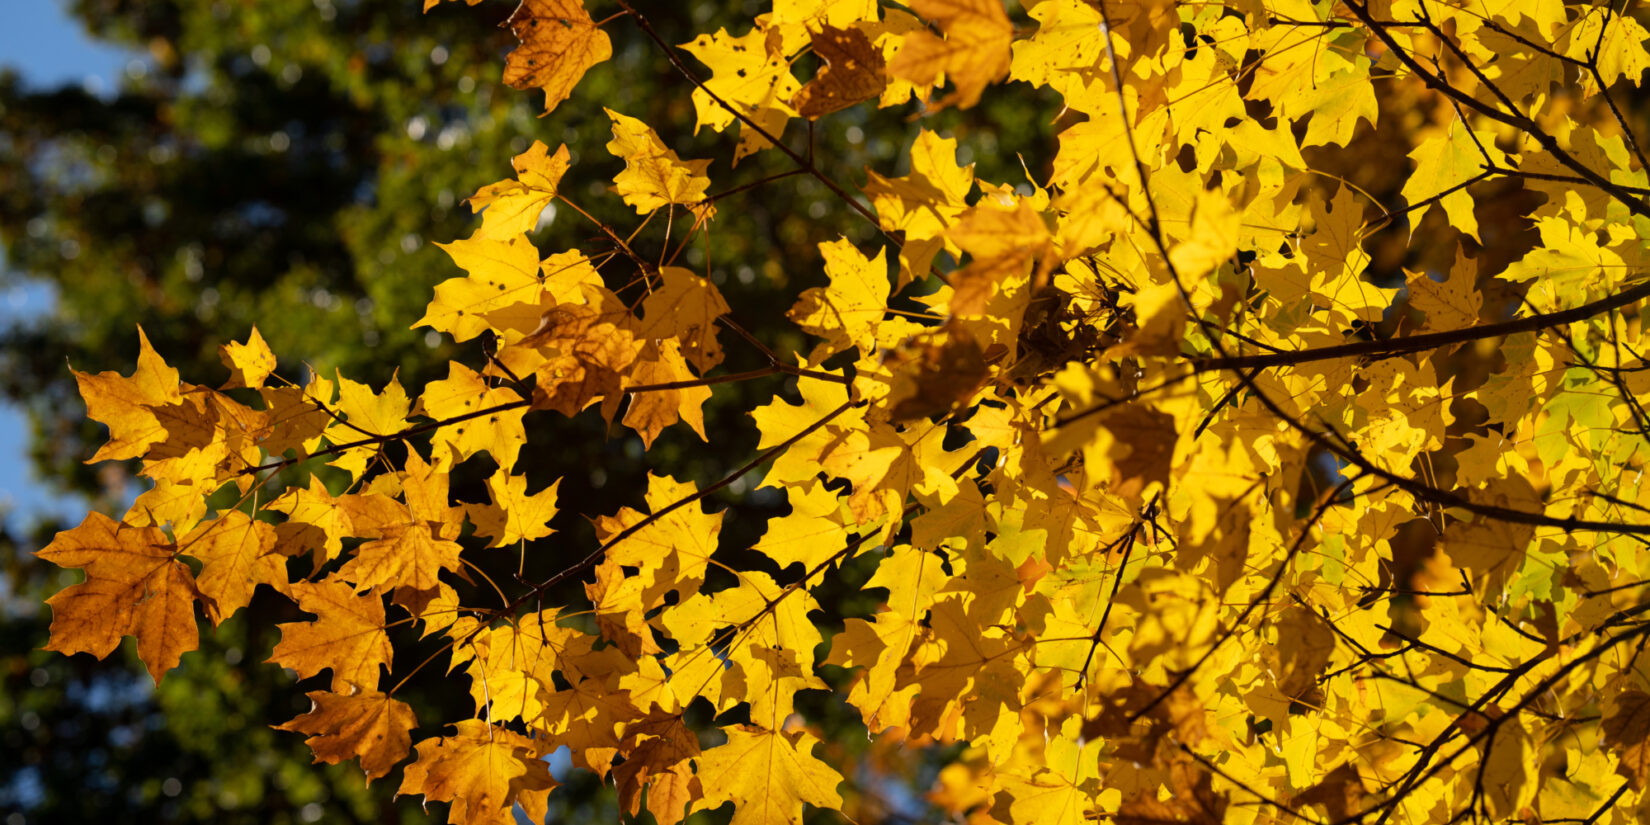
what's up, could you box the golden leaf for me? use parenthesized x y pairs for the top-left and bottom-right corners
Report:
(502, 0), (613, 115)
(692, 726), (844, 825)
(397, 719), (555, 825)
(37, 512), (205, 684)
(277, 689), (417, 781)
(269, 579), (392, 692)
(888, 0), (1012, 110)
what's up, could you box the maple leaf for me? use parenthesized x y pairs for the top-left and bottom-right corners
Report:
(998, 738), (1100, 825)
(466, 140), (571, 239)
(792, 24), (888, 118)
(37, 512), (206, 684)
(501, 0), (613, 115)
(330, 371), (412, 478)
(258, 373), (334, 459)
(468, 470), (559, 548)
(416, 361), (529, 473)
(878, 322), (991, 422)
(459, 609), (583, 725)
(947, 200), (1051, 315)
(692, 726), (844, 825)
(1604, 689), (1650, 790)
(889, 0), (1013, 110)
(680, 26), (801, 163)
(269, 579), (392, 692)
(789, 239), (889, 360)
(334, 453), (464, 595)
(181, 510), (290, 624)
(752, 483), (850, 571)
(398, 719), (555, 825)
(1406, 247), (1482, 332)
(418, 235), (552, 343)
(1401, 122), (1506, 242)
(218, 326), (277, 390)
(605, 109), (714, 215)
(635, 266), (730, 373)
(277, 689), (417, 781)
(73, 327), (182, 463)
(269, 476), (353, 564)
(595, 473), (723, 608)
(614, 712), (701, 825)
(523, 302), (645, 419)
(622, 339), (713, 447)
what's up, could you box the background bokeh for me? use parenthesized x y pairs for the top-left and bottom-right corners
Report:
(0, 2), (1056, 822)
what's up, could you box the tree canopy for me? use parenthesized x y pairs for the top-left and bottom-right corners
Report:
(23, 0), (1650, 824)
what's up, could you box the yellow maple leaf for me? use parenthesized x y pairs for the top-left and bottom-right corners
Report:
(470, 470), (560, 548)
(752, 483), (849, 571)
(418, 235), (549, 343)
(181, 510), (290, 624)
(258, 373), (334, 459)
(416, 362), (529, 474)
(691, 726), (844, 825)
(461, 611), (582, 724)
(680, 26), (801, 163)
(1406, 247), (1482, 332)
(636, 267), (730, 373)
(622, 339), (714, 447)
(466, 141), (571, 239)
(218, 326), (277, 390)
(888, 0), (1013, 110)
(605, 109), (714, 214)
(269, 475), (354, 564)
(333, 371), (412, 439)
(596, 473), (723, 609)
(74, 327), (183, 463)
(788, 239), (889, 359)
(1401, 122), (1506, 242)
(337, 523), (463, 596)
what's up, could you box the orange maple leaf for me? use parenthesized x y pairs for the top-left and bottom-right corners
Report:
(37, 512), (206, 684)
(397, 719), (556, 825)
(269, 579), (393, 692)
(277, 689), (418, 781)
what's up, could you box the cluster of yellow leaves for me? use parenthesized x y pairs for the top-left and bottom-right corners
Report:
(37, 0), (1650, 824)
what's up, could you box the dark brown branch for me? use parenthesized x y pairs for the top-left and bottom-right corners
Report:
(1191, 281), (1650, 372)
(243, 396), (533, 476)
(1248, 373), (1650, 533)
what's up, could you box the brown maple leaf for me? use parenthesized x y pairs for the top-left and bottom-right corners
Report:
(793, 25), (887, 118)
(502, 0), (613, 115)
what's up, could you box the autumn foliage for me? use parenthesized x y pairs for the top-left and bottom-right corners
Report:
(33, 0), (1650, 823)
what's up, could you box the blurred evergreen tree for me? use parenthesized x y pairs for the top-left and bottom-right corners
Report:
(0, 1), (1057, 822)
